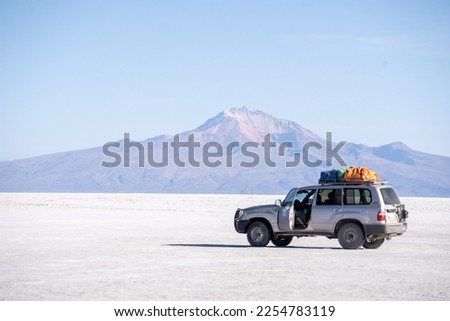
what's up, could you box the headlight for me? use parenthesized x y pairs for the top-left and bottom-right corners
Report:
(235, 209), (245, 219)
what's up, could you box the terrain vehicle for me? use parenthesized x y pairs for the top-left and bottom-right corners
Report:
(234, 181), (408, 249)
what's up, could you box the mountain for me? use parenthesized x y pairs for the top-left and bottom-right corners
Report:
(1, 107), (449, 197)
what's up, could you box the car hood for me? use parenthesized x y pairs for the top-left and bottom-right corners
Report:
(242, 204), (279, 214)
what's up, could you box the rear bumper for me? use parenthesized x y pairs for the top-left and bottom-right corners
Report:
(364, 222), (408, 236)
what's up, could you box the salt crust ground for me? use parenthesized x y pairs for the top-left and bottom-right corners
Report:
(0, 193), (449, 300)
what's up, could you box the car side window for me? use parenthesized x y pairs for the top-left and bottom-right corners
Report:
(295, 189), (316, 205)
(344, 188), (372, 205)
(380, 188), (400, 205)
(317, 189), (342, 206)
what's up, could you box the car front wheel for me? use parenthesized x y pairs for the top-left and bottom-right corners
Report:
(247, 222), (271, 247)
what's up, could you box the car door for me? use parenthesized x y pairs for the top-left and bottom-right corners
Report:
(277, 188), (297, 231)
(278, 189), (315, 231)
(342, 187), (373, 221)
(310, 188), (343, 232)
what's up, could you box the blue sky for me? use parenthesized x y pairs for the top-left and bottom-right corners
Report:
(1, 0), (449, 161)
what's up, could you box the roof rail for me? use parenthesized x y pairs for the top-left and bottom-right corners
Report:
(317, 179), (389, 186)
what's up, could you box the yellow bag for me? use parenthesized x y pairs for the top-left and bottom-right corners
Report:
(344, 167), (379, 182)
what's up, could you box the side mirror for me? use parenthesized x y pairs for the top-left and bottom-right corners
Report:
(275, 199), (282, 207)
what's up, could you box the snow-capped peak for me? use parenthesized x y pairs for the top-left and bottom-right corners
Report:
(196, 106), (316, 138)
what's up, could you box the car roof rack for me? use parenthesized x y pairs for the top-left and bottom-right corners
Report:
(317, 179), (389, 186)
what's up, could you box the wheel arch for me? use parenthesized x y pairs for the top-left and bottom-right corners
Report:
(334, 219), (366, 237)
(247, 217), (273, 235)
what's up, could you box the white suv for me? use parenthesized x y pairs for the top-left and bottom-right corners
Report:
(234, 181), (408, 249)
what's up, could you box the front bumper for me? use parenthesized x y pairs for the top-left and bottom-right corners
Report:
(234, 219), (250, 233)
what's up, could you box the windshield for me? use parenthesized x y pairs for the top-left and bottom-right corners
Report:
(380, 188), (400, 205)
(282, 188), (297, 207)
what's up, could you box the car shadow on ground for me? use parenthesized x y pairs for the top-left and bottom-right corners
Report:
(163, 243), (345, 250)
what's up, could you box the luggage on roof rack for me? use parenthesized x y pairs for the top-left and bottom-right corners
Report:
(344, 166), (379, 182)
(319, 167), (384, 185)
(320, 169), (338, 182)
(319, 168), (346, 183)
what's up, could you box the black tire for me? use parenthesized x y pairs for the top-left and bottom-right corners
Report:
(363, 238), (385, 249)
(271, 236), (293, 247)
(247, 222), (271, 247)
(337, 222), (365, 249)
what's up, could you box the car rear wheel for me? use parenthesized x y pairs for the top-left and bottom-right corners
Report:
(338, 223), (365, 249)
(271, 236), (293, 247)
(247, 222), (271, 247)
(363, 238), (385, 249)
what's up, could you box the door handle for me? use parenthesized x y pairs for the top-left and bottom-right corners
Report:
(333, 209), (342, 213)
